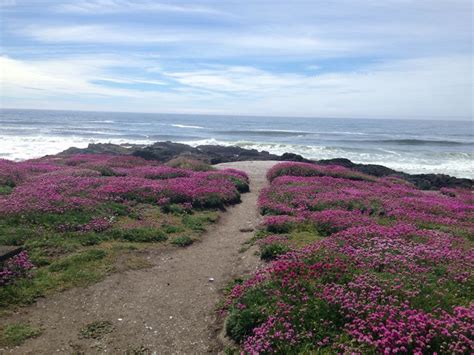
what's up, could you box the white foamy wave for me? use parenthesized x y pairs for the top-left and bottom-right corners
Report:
(254, 129), (311, 134)
(315, 131), (369, 136)
(2, 135), (472, 179)
(171, 124), (205, 129)
(180, 139), (474, 178)
(0, 135), (155, 161)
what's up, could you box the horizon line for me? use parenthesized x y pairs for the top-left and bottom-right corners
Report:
(1, 106), (472, 123)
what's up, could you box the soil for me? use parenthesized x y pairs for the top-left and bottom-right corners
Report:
(0, 161), (277, 354)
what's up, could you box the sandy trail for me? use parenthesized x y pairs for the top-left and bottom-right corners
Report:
(1, 161), (276, 354)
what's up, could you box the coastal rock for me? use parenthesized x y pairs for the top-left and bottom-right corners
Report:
(317, 158), (472, 190)
(196, 145), (279, 164)
(59, 141), (307, 164)
(132, 142), (202, 162)
(59, 142), (472, 190)
(60, 143), (144, 155)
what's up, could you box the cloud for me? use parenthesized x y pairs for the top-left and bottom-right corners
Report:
(0, 55), (148, 98)
(1, 54), (471, 119)
(17, 25), (187, 44)
(1, 0), (471, 118)
(14, 24), (369, 60)
(54, 0), (226, 15)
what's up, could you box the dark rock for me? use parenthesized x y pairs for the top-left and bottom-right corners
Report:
(316, 158), (472, 190)
(59, 141), (472, 190)
(239, 228), (254, 233)
(317, 158), (355, 168)
(133, 141), (202, 162)
(60, 143), (142, 156)
(196, 145), (279, 164)
(280, 153), (312, 163)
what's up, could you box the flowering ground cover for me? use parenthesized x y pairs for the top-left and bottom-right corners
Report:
(224, 162), (473, 354)
(0, 154), (249, 309)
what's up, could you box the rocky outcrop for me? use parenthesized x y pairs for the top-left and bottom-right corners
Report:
(60, 143), (146, 156)
(59, 142), (472, 190)
(59, 142), (308, 164)
(317, 158), (473, 190)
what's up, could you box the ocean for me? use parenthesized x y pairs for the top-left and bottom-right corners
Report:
(1, 108), (472, 178)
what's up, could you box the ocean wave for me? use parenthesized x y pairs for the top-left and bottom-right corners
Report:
(365, 139), (473, 146)
(315, 131), (369, 136)
(1, 134), (473, 179)
(0, 135), (154, 161)
(171, 124), (205, 129)
(147, 134), (203, 141)
(216, 129), (312, 137)
(180, 138), (474, 178)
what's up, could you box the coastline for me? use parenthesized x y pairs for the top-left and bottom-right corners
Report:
(57, 141), (473, 190)
(2, 109), (473, 179)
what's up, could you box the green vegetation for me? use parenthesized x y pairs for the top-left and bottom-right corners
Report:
(0, 206), (221, 310)
(109, 228), (168, 243)
(0, 323), (41, 346)
(259, 243), (290, 261)
(79, 320), (114, 339)
(166, 157), (212, 171)
(171, 235), (194, 247)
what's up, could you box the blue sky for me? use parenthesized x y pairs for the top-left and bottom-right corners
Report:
(0, 0), (472, 119)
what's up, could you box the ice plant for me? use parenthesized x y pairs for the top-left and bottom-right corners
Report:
(0, 251), (34, 286)
(0, 155), (249, 214)
(224, 162), (473, 353)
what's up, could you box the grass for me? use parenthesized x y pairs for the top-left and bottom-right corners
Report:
(0, 323), (42, 346)
(0, 204), (221, 311)
(171, 235), (194, 247)
(241, 227), (324, 261)
(182, 212), (219, 232)
(109, 228), (168, 243)
(79, 320), (114, 339)
(0, 186), (13, 195)
(288, 230), (324, 247)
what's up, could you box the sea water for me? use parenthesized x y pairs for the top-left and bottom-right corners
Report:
(1, 109), (472, 178)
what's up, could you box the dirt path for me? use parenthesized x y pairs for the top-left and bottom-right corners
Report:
(1, 161), (277, 354)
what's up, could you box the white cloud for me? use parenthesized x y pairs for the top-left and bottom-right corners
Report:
(14, 24), (369, 59)
(1, 0), (471, 118)
(0, 55), (147, 98)
(1, 54), (471, 119)
(55, 0), (226, 15)
(18, 25), (188, 44)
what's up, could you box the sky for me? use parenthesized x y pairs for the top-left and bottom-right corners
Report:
(0, 0), (472, 119)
